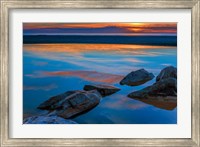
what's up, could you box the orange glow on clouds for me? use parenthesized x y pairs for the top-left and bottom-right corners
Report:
(23, 23), (177, 35)
(24, 23), (176, 29)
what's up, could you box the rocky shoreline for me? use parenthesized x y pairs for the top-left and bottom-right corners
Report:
(24, 66), (177, 124)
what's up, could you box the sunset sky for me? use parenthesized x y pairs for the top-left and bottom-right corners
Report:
(23, 23), (177, 36)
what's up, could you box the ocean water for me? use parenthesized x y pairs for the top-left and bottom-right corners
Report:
(23, 43), (177, 124)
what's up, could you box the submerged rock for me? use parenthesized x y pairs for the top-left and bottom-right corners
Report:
(128, 78), (177, 99)
(120, 69), (154, 86)
(156, 66), (177, 82)
(84, 84), (120, 96)
(38, 90), (102, 119)
(23, 113), (77, 124)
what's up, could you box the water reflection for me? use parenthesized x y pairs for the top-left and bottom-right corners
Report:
(131, 97), (177, 110)
(25, 70), (123, 84)
(101, 94), (148, 110)
(23, 43), (177, 124)
(24, 83), (57, 91)
(24, 43), (175, 54)
(23, 44), (176, 75)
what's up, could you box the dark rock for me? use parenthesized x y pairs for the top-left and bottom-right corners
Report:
(38, 90), (102, 119)
(38, 90), (77, 110)
(84, 84), (120, 96)
(57, 90), (101, 118)
(120, 69), (154, 86)
(23, 113), (77, 124)
(128, 78), (177, 99)
(156, 66), (177, 82)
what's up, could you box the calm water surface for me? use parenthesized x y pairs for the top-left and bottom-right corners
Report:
(23, 43), (177, 124)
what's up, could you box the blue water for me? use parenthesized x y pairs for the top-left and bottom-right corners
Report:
(23, 35), (177, 46)
(23, 43), (177, 124)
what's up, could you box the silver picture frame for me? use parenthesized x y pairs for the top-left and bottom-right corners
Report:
(0, 0), (199, 146)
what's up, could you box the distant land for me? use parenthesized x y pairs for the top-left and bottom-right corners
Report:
(23, 35), (177, 46)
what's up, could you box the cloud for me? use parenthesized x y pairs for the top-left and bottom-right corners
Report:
(23, 23), (177, 29)
(23, 23), (177, 35)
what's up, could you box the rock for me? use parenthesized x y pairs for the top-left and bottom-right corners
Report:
(57, 90), (102, 118)
(156, 66), (177, 82)
(23, 113), (77, 124)
(38, 90), (102, 119)
(128, 78), (177, 99)
(120, 69), (155, 86)
(83, 84), (120, 96)
(38, 90), (77, 110)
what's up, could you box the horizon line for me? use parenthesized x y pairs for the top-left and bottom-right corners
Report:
(23, 33), (177, 36)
